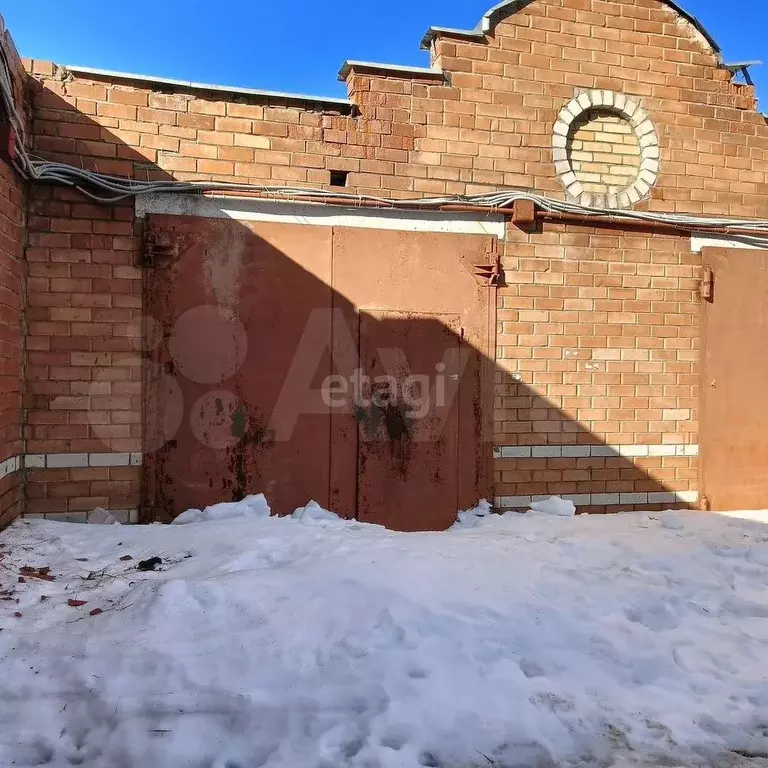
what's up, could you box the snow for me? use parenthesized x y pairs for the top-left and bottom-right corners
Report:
(454, 498), (493, 529)
(661, 510), (685, 530)
(529, 495), (577, 518)
(87, 507), (121, 525)
(2, 504), (768, 767)
(171, 492), (271, 525)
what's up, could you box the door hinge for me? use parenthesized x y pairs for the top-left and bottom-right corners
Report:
(142, 228), (193, 268)
(475, 243), (503, 287)
(699, 267), (714, 301)
(474, 263), (502, 286)
(142, 230), (169, 268)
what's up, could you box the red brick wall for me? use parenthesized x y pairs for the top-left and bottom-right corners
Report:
(13, 0), (768, 518)
(496, 222), (700, 512)
(0, 17), (27, 527)
(23, 186), (141, 520)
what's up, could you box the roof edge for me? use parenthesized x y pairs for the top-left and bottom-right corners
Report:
(420, 27), (486, 50)
(421, 0), (722, 57)
(337, 60), (446, 83)
(64, 65), (355, 112)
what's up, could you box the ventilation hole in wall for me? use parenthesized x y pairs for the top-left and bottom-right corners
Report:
(329, 169), (349, 187)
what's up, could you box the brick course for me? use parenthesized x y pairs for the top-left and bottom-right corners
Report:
(3, 0), (768, 519)
(568, 111), (641, 194)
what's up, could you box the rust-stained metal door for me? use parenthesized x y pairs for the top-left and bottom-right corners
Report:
(330, 227), (496, 530)
(143, 215), (496, 529)
(700, 247), (768, 511)
(144, 214), (334, 520)
(356, 311), (462, 531)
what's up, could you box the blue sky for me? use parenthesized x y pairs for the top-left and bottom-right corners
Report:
(4, 1), (766, 104)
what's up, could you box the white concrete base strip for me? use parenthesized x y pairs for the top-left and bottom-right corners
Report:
(494, 444), (700, 459)
(0, 453), (144, 479)
(495, 491), (699, 510)
(23, 509), (140, 524)
(24, 453), (143, 470)
(135, 193), (507, 238)
(0, 455), (21, 479)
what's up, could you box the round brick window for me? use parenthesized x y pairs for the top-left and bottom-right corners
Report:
(553, 91), (660, 209)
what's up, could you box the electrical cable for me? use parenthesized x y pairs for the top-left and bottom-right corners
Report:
(3, 40), (768, 248)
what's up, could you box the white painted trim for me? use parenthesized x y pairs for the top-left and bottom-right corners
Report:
(135, 194), (507, 238)
(495, 490), (699, 509)
(494, 444), (699, 459)
(691, 234), (767, 253)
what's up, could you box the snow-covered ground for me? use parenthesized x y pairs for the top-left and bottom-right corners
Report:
(2, 499), (768, 768)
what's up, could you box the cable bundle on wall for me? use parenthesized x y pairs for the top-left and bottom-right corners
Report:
(0, 35), (37, 180)
(3, 38), (768, 248)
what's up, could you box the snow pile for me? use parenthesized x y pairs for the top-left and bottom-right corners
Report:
(292, 499), (350, 526)
(454, 498), (493, 528)
(2, 506), (768, 767)
(171, 492), (271, 524)
(530, 495), (577, 518)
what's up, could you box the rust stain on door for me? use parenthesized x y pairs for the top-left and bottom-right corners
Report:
(356, 311), (462, 531)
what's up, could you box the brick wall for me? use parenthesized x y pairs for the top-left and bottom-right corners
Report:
(23, 185), (141, 521)
(0, 17), (27, 527)
(568, 111), (641, 195)
(495, 222), (700, 512)
(12, 0), (768, 518)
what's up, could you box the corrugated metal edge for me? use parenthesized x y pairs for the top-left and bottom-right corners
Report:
(421, 0), (722, 57)
(64, 65), (355, 112)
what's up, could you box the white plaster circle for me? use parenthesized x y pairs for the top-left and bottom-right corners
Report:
(553, 90), (660, 210)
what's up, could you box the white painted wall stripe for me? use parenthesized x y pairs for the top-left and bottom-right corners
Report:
(0, 455), (20, 479)
(19, 446), (696, 469)
(33, 453), (143, 469)
(135, 194), (507, 238)
(0, 453), (144, 477)
(495, 490), (699, 509)
(494, 444), (699, 459)
(24, 509), (140, 524)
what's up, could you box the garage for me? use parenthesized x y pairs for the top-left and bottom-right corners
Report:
(141, 198), (503, 531)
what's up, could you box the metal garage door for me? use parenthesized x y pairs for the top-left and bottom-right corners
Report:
(700, 247), (768, 511)
(142, 213), (496, 530)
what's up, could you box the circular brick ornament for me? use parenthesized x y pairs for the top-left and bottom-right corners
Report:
(553, 90), (660, 209)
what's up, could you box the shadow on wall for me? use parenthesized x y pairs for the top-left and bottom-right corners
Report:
(27, 83), (693, 531)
